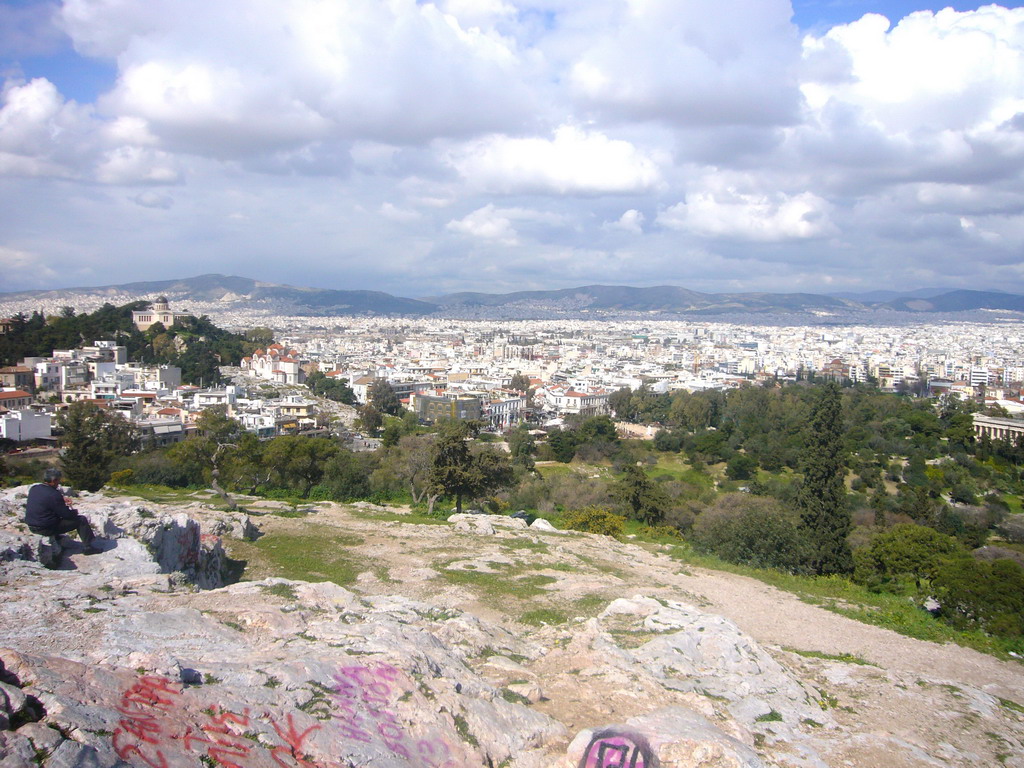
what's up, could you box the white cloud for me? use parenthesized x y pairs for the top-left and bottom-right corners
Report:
(567, 0), (802, 127)
(379, 202), (423, 223)
(0, 78), (92, 178)
(447, 204), (519, 244)
(131, 191), (174, 209)
(5, 2), (1024, 295)
(96, 146), (178, 184)
(450, 125), (663, 195)
(659, 181), (836, 242)
(65, 0), (535, 155)
(797, 6), (1024, 186)
(0, 245), (58, 286)
(605, 209), (645, 234)
(445, 203), (567, 244)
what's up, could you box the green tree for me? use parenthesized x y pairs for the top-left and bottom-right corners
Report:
(852, 524), (967, 593)
(608, 387), (635, 420)
(546, 428), (578, 463)
(507, 426), (536, 471)
(381, 421), (402, 448)
(726, 453), (757, 481)
(797, 382), (852, 575)
(358, 404), (383, 436)
(222, 432), (269, 493)
(195, 406), (241, 443)
(58, 402), (138, 491)
(306, 371), (357, 405)
(244, 327), (275, 347)
(369, 379), (402, 416)
(613, 464), (669, 525)
(263, 436), (339, 497)
(933, 557), (1024, 637)
(509, 373), (531, 393)
(316, 449), (375, 501)
(373, 434), (438, 505)
(429, 422), (514, 513)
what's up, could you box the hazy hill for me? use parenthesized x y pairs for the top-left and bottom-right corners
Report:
(0, 274), (437, 316)
(4, 274), (1024, 318)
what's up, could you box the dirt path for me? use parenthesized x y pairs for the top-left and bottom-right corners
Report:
(673, 566), (1024, 702)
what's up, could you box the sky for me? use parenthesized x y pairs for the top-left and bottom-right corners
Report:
(2, 1), (1024, 299)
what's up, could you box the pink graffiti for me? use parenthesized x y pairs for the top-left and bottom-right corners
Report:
(331, 664), (458, 768)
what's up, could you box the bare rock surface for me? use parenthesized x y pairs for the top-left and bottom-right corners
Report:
(1, 490), (1023, 767)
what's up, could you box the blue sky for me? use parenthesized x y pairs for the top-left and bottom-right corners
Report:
(792, 1), (1024, 29)
(2, 1), (1024, 297)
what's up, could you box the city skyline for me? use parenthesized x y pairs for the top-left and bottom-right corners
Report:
(3, 1), (1024, 297)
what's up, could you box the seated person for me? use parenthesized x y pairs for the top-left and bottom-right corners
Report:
(24, 467), (102, 555)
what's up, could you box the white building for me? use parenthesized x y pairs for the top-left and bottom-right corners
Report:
(132, 297), (192, 332)
(242, 344), (306, 385)
(0, 409), (52, 442)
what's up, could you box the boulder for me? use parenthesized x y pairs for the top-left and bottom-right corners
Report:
(566, 707), (764, 768)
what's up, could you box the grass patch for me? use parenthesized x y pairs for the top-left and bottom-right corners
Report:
(270, 508), (312, 518)
(783, 647), (877, 667)
(500, 539), (551, 554)
(608, 629), (659, 649)
(346, 506), (452, 526)
(572, 594), (608, 615)
(248, 526), (363, 587)
(535, 464), (573, 479)
(500, 688), (532, 705)
(666, 544), (1024, 661)
(546, 561), (578, 572)
(649, 454), (717, 489)
(106, 484), (228, 507)
(440, 567), (557, 598)
(755, 710), (783, 723)
(573, 553), (632, 582)
(260, 583), (297, 600)
(520, 608), (568, 626)
(999, 697), (1024, 714)
(452, 714), (479, 747)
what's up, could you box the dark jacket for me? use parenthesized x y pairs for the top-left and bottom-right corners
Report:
(24, 483), (76, 529)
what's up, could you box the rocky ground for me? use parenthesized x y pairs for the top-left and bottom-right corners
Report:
(1, 487), (1022, 767)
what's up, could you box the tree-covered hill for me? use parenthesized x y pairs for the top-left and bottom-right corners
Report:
(0, 302), (263, 385)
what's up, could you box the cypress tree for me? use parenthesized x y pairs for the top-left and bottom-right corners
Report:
(797, 382), (853, 574)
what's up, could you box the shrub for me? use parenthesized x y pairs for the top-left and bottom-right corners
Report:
(558, 506), (626, 538)
(690, 493), (810, 572)
(116, 451), (200, 487)
(107, 469), (134, 488)
(933, 557), (1024, 638)
(852, 523), (967, 594)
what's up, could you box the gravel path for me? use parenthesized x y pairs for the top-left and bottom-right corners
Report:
(674, 566), (1024, 703)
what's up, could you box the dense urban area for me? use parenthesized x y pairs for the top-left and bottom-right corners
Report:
(2, 296), (1024, 658)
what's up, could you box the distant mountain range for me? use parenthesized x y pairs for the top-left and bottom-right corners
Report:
(2, 274), (1023, 318)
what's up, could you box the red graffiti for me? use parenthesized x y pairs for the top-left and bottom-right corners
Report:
(183, 707), (255, 768)
(270, 713), (322, 768)
(112, 676), (182, 768)
(109, 666), (460, 768)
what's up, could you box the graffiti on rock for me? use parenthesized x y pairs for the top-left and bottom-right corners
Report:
(577, 728), (658, 768)
(110, 664), (462, 768)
